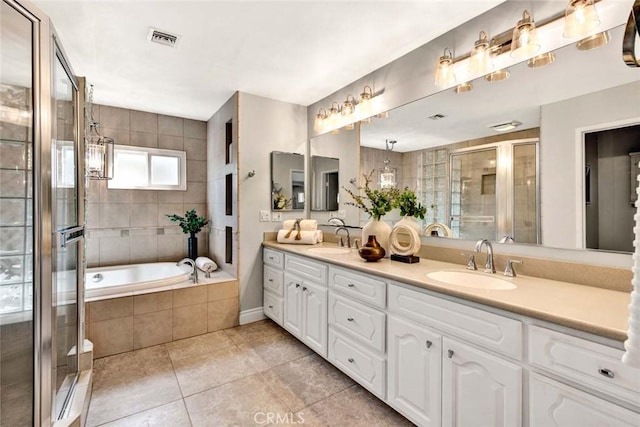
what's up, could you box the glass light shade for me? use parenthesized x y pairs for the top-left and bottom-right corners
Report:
(511, 11), (540, 59)
(527, 52), (556, 68)
(469, 31), (490, 75)
(484, 69), (510, 82)
(358, 86), (373, 118)
(342, 95), (355, 117)
(380, 168), (396, 189)
(313, 108), (327, 132)
(376, 111), (389, 119)
(327, 102), (340, 128)
(86, 122), (114, 180)
(434, 48), (456, 87)
(343, 123), (355, 130)
(576, 31), (609, 50)
(455, 82), (473, 93)
(360, 117), (372, 124)
(564, 0), (600, 38)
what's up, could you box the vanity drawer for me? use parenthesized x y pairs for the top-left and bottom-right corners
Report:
(529, 325), (640, 404)
(285, 254), (327, 285)
(263, 291), (283, 326)
(329, 266), (386, 308)
(328, 329), (385, 399)
(388, 283), (522, 359)
(263, 248), (284, 269)
(328, 292), (385, 352)
(263, 265), (283, 296)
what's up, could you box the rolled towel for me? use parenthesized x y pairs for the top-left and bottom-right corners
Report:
(315, 230), (324, 243)
(283, 219), (318, 231)
(195, 256), (217, 272)
(277, 229), (319, 245)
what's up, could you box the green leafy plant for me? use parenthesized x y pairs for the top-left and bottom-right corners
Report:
(166, 209), (209, 237)
(343, 170), (400, 221)
(395, 188), (426, 219)
(272, 184), (292, 210)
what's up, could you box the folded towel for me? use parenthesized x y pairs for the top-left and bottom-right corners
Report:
(283, 219), (318, 231)
(195, 256), (217, 272)
(623, 176), (640, 367)
(277, 230), (320, 245)
(315, 230), (324, 243)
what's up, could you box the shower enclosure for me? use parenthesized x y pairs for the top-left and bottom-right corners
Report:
(1, 0), (86, 425)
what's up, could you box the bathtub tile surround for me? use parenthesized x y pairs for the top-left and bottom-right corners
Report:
(86, 280), (239, 358)
(85, 104), (209, 268)
(86, 320), (409, 426)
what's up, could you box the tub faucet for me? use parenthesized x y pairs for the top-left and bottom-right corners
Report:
(177, 258), (198, 284)
(335, 226), (351, 248)
(474, 239), (495, 274)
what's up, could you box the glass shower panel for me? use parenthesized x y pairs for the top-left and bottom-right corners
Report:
(450, 148), (498, 240)
(52, 55), (79, 420)
(513, 143), (538, 244)
(0, 1), (34, 425)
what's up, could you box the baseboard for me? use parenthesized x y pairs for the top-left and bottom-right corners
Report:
(239, 307), (266, 325)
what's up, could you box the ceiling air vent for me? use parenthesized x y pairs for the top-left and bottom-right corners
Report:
(427, 113), (446, 120)
(147, 28), (180, 47)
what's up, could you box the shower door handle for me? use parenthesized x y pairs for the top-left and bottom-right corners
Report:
(56, 225), (85, 248)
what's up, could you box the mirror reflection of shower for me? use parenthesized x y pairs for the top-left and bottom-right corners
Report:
(380, 140), (397, 189)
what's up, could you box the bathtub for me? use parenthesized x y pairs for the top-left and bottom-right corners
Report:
(85, 262), (234, 301)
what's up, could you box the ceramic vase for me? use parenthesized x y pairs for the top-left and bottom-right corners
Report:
(188, 235), (198, 260)
(395, 216), (422, 235)
(358, 235), (386, 262)
(362, 219), (392, 257)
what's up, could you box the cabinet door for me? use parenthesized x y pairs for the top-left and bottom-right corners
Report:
(302, 281), (328, 357)
(283, 272), (303, 338)
(387, 315), (442, 427)
(530, 373), (640, 427)
(442, 337), (522, 427)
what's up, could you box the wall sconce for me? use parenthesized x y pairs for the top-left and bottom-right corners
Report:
(358, 86), (373, 118)
(564, 0), (601, 38)
(469, 31), (491, 75)
(434, 48), (456, 87)
(527, 51), (556, 68)
(327, 102), (341, 128)
(86, 85), (114, 180)
(314, 108), (327, 132)
(576, 31), (610, 50)
(342, 95), (356, 117)
(511, 10), (540, 59)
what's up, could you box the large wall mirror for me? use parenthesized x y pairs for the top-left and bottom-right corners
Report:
(310, 155), (339, 211)
(271, 151), (305, 211)
(317, 23), (639, 253)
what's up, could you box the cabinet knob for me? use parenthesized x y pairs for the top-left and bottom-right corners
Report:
(348, 358), (354, 363)
(347, 283), (355, 288)
(598, 368), (615, 378)
(302, 286), (307, 291)
(347, 317), (354, 322)
(295, 283), (300, 288)
(269, 256), (274, 260)
(426, 340), (432, 349)
(447, 350), (454, 358)
(268, 279), (273, 282)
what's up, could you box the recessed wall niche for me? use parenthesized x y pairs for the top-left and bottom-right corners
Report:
(225, 173), (232, 216)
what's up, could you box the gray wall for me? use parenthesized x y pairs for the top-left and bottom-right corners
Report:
(86, 105), (208, 267)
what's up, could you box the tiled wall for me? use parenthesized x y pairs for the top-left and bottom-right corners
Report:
(86, 280), (239, 358)
(86, 105), (208, 267)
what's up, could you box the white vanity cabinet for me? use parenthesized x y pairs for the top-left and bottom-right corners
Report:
(263, 248), (284, 326)
(282, 254), (328, 357)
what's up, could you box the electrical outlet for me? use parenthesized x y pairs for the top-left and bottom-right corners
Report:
(259, 210), (271, 222)
(271, 212), (282, 222)
(338, 210), (346, 219)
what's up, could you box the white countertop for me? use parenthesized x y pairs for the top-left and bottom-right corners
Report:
(264, 241), (631, 342)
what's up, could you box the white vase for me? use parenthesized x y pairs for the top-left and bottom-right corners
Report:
(362, 219), (392, 257)
(394, 216), (422, 235)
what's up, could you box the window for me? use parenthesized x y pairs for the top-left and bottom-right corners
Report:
(107, 145), (186, 190)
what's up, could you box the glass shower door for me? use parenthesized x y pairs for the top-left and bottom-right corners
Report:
(51, 50), (81, 420)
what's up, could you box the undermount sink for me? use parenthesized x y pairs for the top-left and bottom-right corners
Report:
(307, 247), (352, 255)
(427, 270), (517, 290)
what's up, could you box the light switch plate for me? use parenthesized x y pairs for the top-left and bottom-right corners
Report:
(338, 210), (346, 219)
(259, 210), (271, 222)
(271, 212), (282, 222)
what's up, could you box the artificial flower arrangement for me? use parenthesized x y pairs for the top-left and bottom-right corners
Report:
(272, 184), (292, 210)
(343, 170), (400, 220)
(395, 188), (427, 219)
(166, 209), (209, 237)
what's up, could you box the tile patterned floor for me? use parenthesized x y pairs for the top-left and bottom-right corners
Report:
(87, 319), (414, 426)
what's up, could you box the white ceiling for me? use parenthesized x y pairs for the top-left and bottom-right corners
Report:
(32, 0), (505, 121)
(361, 24), (640, 152)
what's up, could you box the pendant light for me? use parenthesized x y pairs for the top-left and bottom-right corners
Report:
(469, 31), (491, 75)
(85, 85), (114, 180)
(564, 0), (601, 38)
(527, 52), (556, 68)
(313, 108), (327, 132)
(511, 10), (540, 59)
(380, 140), (397, 189)
(434, 48), (456, 88)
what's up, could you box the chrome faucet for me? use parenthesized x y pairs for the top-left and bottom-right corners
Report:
(335, 226), (351, 248)
(177, 258), (198, 284)
(473, 239), (495, 274)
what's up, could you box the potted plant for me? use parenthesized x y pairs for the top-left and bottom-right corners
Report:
(394, 188), (426, 235)
(166, 209), (209, 260)
(344, 170), (399, 256)
(272, 184), (291, 211)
